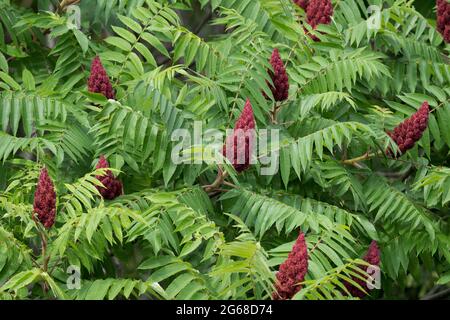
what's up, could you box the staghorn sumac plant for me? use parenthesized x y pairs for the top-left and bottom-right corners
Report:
(0, 0), (449, 301)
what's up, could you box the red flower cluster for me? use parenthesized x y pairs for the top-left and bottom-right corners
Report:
(88, 56), (115, 99)
(222, 99), (256, 173)
(264, 49), (289, 102)
(293, 0), (309, 10)
(305, 0), (333, 40)
(95, 155), (123, 200)
(273, 232), (309, 300)
(33, 168), (56, 229)
(387, 101), (430, 155)
(437, 0), (450, 43)
(345, 241), (381, 298)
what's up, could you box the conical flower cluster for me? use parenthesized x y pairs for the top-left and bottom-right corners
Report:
(95, 155), (123, 200)
(345, 241), (381, 298)
(88, 56), (115, 99)
(273, 232), (309, 300)
(222, 99), (256, 173)
(387, 101), (430, 155)
(293, 0), (309, 10)
(437, 0), (450, 43)
(264, 49), (289, 102)
(33, 168), (56, 229)
(306, 0), (333, 40)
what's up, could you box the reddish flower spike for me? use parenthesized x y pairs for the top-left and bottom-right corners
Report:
(305, 0), (333, 41)
(293, 0), (309, 10)
(273, 232), (309, 300)
(33, 168), (57, 229)
(264, 49), (289, 102)
(437, 0), (450, 43)
(444, 25), (450, 43)
(222, 99), (256, 173)
(344, 241), (381, 298)
(387, 101), (430, 156)
(88, 56), (115, 99)
(95, 155), (123, 200)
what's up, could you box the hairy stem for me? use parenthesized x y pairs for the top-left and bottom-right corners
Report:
(32, 213), (50, 294)
(57, 0), (80, 13)
(270, 102), (280, 124)
(342, 151), (383, 166)
(203, 167), (229, 193)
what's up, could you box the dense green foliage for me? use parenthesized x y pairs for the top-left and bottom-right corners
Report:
(0, 0), (449, 300)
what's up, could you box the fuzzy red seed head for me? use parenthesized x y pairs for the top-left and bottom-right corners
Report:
(364, 241), (381, 266)
(33, 168), (57, 229)
(88, 56), (115, 99)
(95, 155), (123, 200)
(345, 241), (381, 298)
(264, 49), (289, 102)
(222, 99), (256, 173)
(305, 0), (333, 40)
(293, 0), (309, 10)
(96, 154), (109, 170)
(388, 101), (430, 156)
(273, 232), (309, 300)
(307, 0), (333, 28)
(437, 0), (450, 43)
(444, 25), (450, 43)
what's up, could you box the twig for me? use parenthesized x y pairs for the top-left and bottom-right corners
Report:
(31, 259), (41, 269)
(203, 168), (228, 193)
(49, 256), (63, 276)
(207, 189), (229, 197)
(270, 102), (280, 124)
(57, 0), (80, 14)
(222, 180), (237, 189)
(377, 165), (414, 181)
(422, 287), (450, 300)
(309, 237), (323, 254)
(32, 213), (50, 294)
(342, 151), (383, 167)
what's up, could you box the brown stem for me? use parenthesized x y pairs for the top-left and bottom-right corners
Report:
(203, 167), (228, 193)
(57, 0), (80, 13)
(222, 180), (237, 189)
(207, 189), (229, 197)
(40, 229), (50, 294)
(32, 213), (50, 294)
(309, 237), (323, 254)
(342, 151), (383, 166)
(49, 257), (62, 276)
(42, 237), (50, 272)
(422, 287), (450, 300)
(270, 102), (280, 124)
(31, 259), (41, 269)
